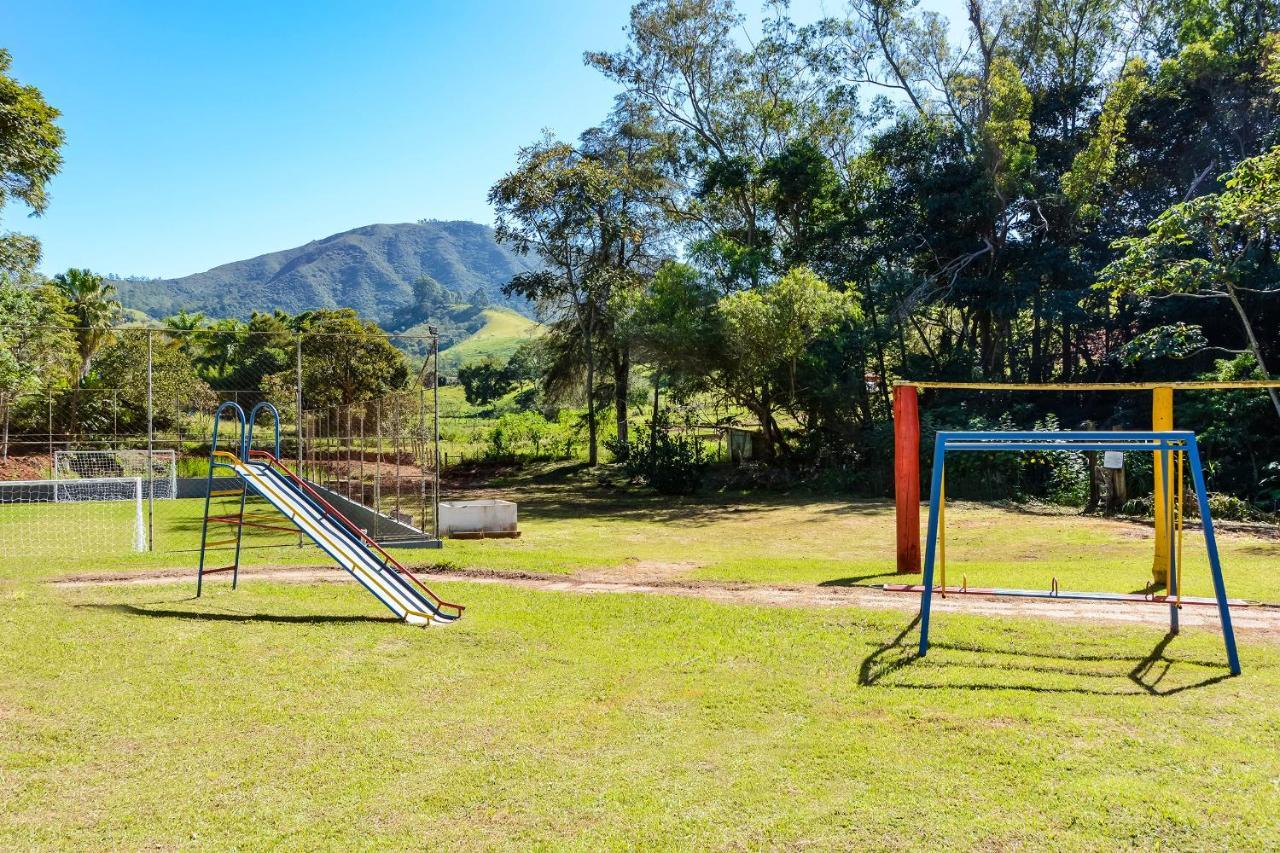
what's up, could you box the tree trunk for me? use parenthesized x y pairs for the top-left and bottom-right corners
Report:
(1224, 281), (1280, 420)
(585, 352), (598, 466)
(613, 346), (630, 448)
(649, 372), (660, 464)
(1031, 289), (1043, 383)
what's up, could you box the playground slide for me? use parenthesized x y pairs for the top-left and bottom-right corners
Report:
(227, 455), (461, 626)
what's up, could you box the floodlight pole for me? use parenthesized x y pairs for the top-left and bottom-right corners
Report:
(146, 330), (155, 551)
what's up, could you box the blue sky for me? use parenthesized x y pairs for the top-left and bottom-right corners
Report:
(6, 0), (956, 279)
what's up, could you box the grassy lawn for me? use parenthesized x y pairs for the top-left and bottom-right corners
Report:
(2, 575), (1279, 848)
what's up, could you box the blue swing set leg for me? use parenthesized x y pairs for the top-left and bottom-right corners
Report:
(917, 439), (947, 658)
(1189, 441), (1241, 675)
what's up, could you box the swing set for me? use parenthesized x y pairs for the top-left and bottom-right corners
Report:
(886, 380), (1280, 677)
(903, 430), (1240, 675)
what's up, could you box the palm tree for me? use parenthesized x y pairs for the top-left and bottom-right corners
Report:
(53, 268), (119, 382)
(164, 310), (207, 358)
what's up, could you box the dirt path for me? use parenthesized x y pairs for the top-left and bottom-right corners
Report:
(54, 564), (1280, 641)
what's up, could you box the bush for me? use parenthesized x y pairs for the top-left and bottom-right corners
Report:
(1122, 491), (1275, 523)
(607, 412), (707, 495)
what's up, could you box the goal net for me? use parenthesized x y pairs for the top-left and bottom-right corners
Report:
(54, 449), (177, 500)
(0, 477), (146, 558)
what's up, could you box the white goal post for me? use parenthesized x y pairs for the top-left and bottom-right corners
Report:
(0, 476), (146, 556)
(54, 449), (177, 500)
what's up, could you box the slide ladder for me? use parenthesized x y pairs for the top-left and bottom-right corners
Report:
(196, 402), (463, 625)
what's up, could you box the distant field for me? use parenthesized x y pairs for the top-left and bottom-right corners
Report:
(438, 307), (540, 372)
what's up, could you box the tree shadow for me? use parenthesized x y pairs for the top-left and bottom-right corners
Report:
(858, 616), (1233, 695)
(78, 602), (398, 625)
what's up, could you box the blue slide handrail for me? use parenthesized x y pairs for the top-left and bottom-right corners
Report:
(246, 401), (282, 459)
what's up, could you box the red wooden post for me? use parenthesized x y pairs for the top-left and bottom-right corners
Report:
(894, 384), (921, 574)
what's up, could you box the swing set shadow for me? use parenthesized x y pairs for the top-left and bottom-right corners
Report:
(858, 614), (1233, 696)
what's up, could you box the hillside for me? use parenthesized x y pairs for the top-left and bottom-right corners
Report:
(438, 307), (541, 373)
(116, 220), (536, 329)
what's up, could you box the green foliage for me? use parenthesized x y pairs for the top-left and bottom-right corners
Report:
(78, 333), (215, 432)
(296, 309), (410, 407)
(0, 275), (75, 452)
(981, 56), (1037, 201)
(0, 49), (64, 275)
(457, 359), (515, 406)
(1061, 59), (1148, 221)
(484, 410), (581, 460)
(606, 410), (708, 495)
(53, 268), (119, 381)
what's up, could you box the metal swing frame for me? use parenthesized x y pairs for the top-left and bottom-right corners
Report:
(912, 431), (1241, 675)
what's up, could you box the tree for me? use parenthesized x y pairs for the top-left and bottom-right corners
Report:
(457, 359), (515, 406)
(52, 268), (119, 381)
(0, 49), (65, 275)
(87, 332), (216, 432)
(716, 267), (862, 456)
(0, 275), (75, 458)
(1101, 145), (1280, 418)
(490, 109), (670, 463)
(297, 310), (409, 408)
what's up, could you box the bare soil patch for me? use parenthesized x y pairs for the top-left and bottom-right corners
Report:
(54, 563), (1280, 641)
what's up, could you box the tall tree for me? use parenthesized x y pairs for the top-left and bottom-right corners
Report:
(0, 49), (64, 275)
(52, 268), (119, 382)
(1102, 145), (1280, 418)
(491, 108), (671, 463)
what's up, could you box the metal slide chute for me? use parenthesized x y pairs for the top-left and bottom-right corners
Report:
(196, 402), (463, 625)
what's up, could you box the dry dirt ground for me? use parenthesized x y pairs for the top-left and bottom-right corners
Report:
(55, 562), (1280, 642)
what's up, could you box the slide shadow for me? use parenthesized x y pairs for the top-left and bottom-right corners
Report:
(78, 602), (397, 625)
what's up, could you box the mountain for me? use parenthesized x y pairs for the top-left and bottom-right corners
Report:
(116, 220), (537, 329)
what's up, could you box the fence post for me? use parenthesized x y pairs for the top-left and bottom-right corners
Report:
(146, 330), (155, 551)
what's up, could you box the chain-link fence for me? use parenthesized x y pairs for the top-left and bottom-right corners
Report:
(0, 325), (440, 554)
(301, 385), (440, 540)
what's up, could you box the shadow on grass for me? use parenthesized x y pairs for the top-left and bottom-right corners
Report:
(859, 615), (1233, 696)
(818, 572), (896, 587)
(78, 602), (397, 625)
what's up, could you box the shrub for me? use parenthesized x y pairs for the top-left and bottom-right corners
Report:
(607, 412), (707, 495)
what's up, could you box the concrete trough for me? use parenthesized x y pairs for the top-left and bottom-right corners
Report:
(439, 499), (520, 539)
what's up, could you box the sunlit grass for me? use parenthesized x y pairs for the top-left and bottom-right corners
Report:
(1, 577), (1278, 847)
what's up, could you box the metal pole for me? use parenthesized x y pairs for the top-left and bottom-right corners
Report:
(295, 333), (304, 473)
(296, 333), (305, 547)
(48, 394), (55, 499)
(146, 330), (155, 552)
(375, 398), (383, 539)
(432, 334), (440, 540)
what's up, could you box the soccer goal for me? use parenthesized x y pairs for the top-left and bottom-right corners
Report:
(0, 477), (146, 558)
(54, 449), (177, 500)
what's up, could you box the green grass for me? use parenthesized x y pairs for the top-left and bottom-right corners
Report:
(2, 470), (1280, 846)
(437, 307), (541, 373)
(2, 577), (1279, 848)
